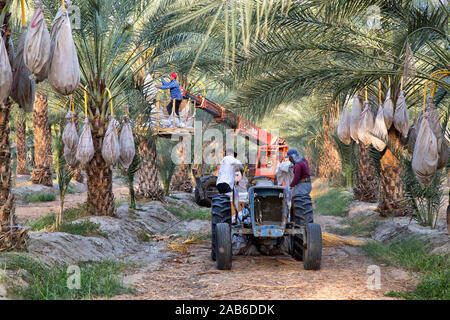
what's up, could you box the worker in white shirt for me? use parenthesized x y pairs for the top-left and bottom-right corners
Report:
(216, 151), (244, 194)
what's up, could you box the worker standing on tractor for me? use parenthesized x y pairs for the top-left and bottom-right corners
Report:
(287, 149), (313, 226)
(155, 72), (184, 118)
(234, 167), (248, 193)
(216, 152), (244, 194)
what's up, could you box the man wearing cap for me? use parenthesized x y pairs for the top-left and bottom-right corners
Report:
(286, 149), (313, 227)
(156, 73), (184, 117)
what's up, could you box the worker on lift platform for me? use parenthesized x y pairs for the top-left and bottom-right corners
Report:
(155, 72), (184, 119)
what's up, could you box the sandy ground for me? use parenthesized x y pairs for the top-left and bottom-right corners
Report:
(112, 242), (418, 300)
(111, 213), (419, 300)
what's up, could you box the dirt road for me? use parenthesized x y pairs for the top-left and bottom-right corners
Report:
(114, 239), (417, 300)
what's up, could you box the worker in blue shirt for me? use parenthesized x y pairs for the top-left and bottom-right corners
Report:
(156, 72), (184, 117)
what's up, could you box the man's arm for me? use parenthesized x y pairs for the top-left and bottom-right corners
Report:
(233, 158), (244, 172)
(158, 80), (177, 90)
(290, 163), (302, 188)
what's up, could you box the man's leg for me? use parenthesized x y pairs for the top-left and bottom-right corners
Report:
(291, 182), (314, 226)
(217, 183), (232, 194)
(166, 100), (173, 115)
(174, 99), (182, 116)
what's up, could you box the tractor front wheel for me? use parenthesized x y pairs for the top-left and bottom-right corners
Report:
(215, 223), (232, 270)
(303, 223), (322, 270)
(211, 194), (231, 261)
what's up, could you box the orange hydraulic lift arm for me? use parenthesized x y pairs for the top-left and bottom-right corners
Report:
(182, 89), (287, 147)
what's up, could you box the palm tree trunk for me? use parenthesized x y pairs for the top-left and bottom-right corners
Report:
(67, 111), (83, 183)
(136, 137), (164, 200)
(170, 145), (193, 192)
(377, 128), (406, 216)
(31, 93), (53, 186)
(317, 112), (342, 181)
(0, 100), (15, 225)
(45, 119), (53, 170)
(0, 2), (28, 250)
(56, 195), (64, 229)
(16, 107), (29, 175)
(170, 163), (193, 192)
(447, 172), (450, 234)
(85, 114), (115, 216)
(353, 143), (378, 202)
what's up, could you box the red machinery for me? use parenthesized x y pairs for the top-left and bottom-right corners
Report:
(182, 90), (290, 206)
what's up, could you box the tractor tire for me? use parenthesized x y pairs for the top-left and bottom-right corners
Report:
(194, 175), (218, 207)
(211, 194), (231, 261)
(215, 223), (232, 270)
(291, 235), (303, 261)
(303, 223), (322, 270)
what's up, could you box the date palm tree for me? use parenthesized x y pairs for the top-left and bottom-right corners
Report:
(0, 0), (27, 251)
(37, 0), (156, 216)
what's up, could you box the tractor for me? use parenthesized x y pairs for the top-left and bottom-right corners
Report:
(193, 145), (290, 207)
(211, 179), (322, 270)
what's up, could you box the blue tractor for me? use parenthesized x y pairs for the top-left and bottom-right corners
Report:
(211, 179), (322, 270)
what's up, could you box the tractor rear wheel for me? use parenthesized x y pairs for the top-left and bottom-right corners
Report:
(291, 235), (304, 261)
(303, 223), (322, 270)
(215, 223), (232, 270)
(211, 194), (231, 261)
(194, 175), (218, 207)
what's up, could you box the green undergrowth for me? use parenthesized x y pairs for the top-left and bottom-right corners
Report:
(65, 184), (78, 194)
(362, 237), (450, 300)
(186, 231), (212, 241)
(313, 188), (353, 217)
(0, 253), (135, 300)
(330, 216), (380, 237)
(59, 221), (108, 238)
(137, 230), (151, 242)
(30, 204), (88, 231)
(164, 204), (211, 221)
(24, 192), (56, 203)
(29, 204), (107, 238)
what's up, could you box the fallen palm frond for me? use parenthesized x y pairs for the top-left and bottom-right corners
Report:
(322, 232), (366, 247)
(149, 234), (171, 242)
(166, 232), (210, 252)
(0, 224), (29, 252)
(183, 232), (210, 244)
(166, 240), (190, 253)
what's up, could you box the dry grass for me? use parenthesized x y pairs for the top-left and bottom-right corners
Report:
(166, 232), (210, 252)
(322, 232), (366, 247)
